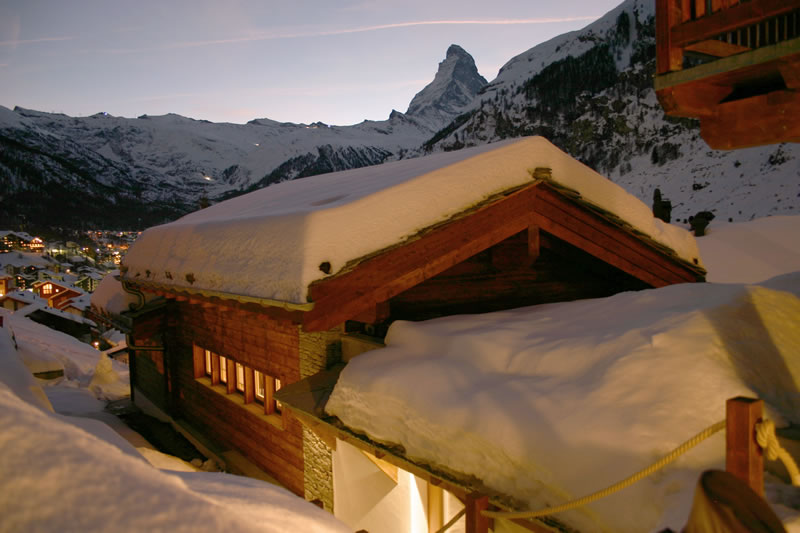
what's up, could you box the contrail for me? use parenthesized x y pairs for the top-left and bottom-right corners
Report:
(164, 16), (600, 49)
(0, 36), (74, 47)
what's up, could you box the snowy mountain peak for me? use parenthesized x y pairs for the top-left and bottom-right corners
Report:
(405, 44), (487, 130)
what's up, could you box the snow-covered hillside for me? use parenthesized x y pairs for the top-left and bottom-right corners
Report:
(0, 0), (797, 233)
(0, 45), (486, 231)
(422, 0), (799, 224)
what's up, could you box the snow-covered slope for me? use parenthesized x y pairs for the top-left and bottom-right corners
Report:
(1, 0), (797, 233)
(0, 45), (486, 231)
(422, 0), (799, 225)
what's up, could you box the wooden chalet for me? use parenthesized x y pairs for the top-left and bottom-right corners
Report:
(34, 280), (84, 311)
(118, 137), (705, 529)
(655, 0), (800, 149)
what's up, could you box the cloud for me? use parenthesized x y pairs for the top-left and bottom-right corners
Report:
(110, 16), (599, 52)
(0, 36), (74, 47)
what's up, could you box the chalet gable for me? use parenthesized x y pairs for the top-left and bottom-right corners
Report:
(121, 137), (704, 332)
(303, 178), (704, 332)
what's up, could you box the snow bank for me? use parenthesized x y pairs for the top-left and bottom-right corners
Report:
(0, 314), (350, 532)
(698, 215), (800, 284)
(0, 381), (350, 533)
(91, 270), (143, 315)
(0, 314), (54, 411)
(122, 136), (700, 304)
(327, 275), (800, 532)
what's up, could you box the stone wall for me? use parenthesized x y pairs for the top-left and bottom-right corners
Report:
(298, 327), (342, 512)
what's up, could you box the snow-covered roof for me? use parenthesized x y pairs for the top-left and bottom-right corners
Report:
(0, 230), (35, 242)
(0, 290), (41, 304)
(122, 137), (701, 304)
(326, 216), (800, 532)
(91, 271), (150, 316)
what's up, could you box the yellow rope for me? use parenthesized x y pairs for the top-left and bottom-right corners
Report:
(482, 419), (727, 520)
(756, 419), (800, 486)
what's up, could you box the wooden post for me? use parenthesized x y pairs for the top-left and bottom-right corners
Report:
(528, 226), (540, 264)
(465, 493), (489, 533)
(428, 483), (444, 533)
(726, 396), (764, 497)
(657, 0), (684, 74)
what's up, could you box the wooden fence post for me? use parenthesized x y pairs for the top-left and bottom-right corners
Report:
(726, 396), (764, 497)
(465, 493), (489, 533)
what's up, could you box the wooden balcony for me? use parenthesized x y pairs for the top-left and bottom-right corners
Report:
(655, 0), (800, 149)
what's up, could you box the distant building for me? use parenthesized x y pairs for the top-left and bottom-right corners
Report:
(0, 231), (44, 253)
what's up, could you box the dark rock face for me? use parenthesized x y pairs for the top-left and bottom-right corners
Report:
(406, 44), (488, 129)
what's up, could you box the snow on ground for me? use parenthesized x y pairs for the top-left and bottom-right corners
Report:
(121, 136), (701, 305)
(0, 315), (350, 533)
(0, 383), (350, 533)
(699, 215), (800, 284)
(5, 308), (123, 385)
(326, 215), (800, 533)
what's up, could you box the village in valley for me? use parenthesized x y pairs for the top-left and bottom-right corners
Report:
(1, 0), (800, 532)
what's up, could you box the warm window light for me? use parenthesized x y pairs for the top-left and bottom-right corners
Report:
(236, 362), (245, 392)
(204, 349), (212, 376)
(255, 370), (265, 400)
(220, 355), (228, 383)
(275, 378), (282, 412)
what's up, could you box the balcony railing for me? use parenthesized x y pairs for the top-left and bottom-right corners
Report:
(655, 0), (800, 149)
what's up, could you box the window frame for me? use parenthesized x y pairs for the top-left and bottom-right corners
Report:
(192, 344), (284, 429)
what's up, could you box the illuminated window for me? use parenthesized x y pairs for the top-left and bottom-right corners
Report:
(255, 370), (265, 401)
(236, 362), (245, 393)
(204, 349), (212, 376)
(193, 344), (284, 427)
(274, 379), (282, 413)
(219, 355), (227, 383)
(42, 283), (53, 296)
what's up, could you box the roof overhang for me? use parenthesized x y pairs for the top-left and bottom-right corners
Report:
(275, 365), (563, 533)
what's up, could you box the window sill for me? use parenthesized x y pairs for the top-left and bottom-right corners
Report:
(195, 377), (285, 430)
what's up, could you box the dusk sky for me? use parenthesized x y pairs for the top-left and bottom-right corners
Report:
(0, 0), (622, 126)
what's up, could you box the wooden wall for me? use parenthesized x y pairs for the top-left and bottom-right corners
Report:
(387, 229), (649, 323)
(132, 299), (306, 496)
(130, 307), (169, 412)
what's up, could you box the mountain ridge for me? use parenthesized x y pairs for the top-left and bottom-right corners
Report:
(1, 0), (797, 234)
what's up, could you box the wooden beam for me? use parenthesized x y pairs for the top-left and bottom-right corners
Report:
(226, 358), (236, 394)
(700, 89), (800, 149)
(778, 55), (800, 88)
(428, 484), (444, 533)
(657, 0), (685, 74)
(210, 350), (220, 385)
(672, 0), (800, 48)
(304, 185), (540, 332)
(528, 226), (540, 264)
(360, 449), (399, 484)
(655, 35), (800, 91)
(726, 397), (764, 497)
(656, 82), (734, 117)
(350, 300), (390, 324)
(465, 493), (490, 533)
(532, 187), (701, 287)
(685, 39), (751, 57)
